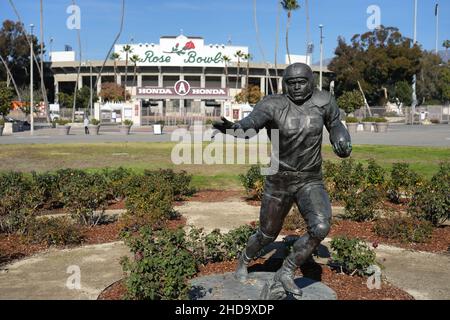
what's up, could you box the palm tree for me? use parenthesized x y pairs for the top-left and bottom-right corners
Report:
(121, 44), (133, 100)
(281, 0), (300, 64)
(234, 50), (244, 90)
(222, 55), (231, 88)
(109, 52), (120, 84)
(130, 54), (140, 87)
(243, 53), (252, 102)
(39, 0), (51, 123)
(274, 0), (281, 92)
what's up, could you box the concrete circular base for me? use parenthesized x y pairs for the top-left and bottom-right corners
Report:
(189, 272), (337, 300)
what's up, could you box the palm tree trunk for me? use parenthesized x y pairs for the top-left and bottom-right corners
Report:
(274, 1), (280, 92)
(114, 60), (117, 83)
(124, 52), (128, 100)
(246, 59), (250, 102)
(235, 59), (240, 90)
(0, 55), (22, 101)
(71, 0), (82, 123)
(40, 0), (51, 123)
(93, 0), (125, 98)
(286, 12), (291, 64)
(253, 0), (274, 95)
(133, 63), (137, 88)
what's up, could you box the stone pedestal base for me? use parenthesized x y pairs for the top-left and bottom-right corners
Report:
(189, 272), (336, 300)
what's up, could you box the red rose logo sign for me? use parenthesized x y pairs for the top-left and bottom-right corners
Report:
(165, 41), (196, 56)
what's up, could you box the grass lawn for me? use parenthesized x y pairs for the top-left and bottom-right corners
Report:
(0, 142), (448, 190)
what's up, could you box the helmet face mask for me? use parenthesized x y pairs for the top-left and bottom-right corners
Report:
(282, 63), (315, 103)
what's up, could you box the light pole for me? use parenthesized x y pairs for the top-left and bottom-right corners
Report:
(411, 0), (418, 125)
(89, 61), (93, 117)
(30, 24), (34, 135)
(435, 3), (439, 55)
(319, 24), (324, 91)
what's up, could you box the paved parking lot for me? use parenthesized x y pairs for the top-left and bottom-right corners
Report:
(0, 124), (449, 147)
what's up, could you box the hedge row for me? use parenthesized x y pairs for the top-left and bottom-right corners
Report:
(240, 160), (449, 227)
(0, 168), (195, 237)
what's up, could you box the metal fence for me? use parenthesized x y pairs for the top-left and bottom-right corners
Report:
(352, 105), (449, 124)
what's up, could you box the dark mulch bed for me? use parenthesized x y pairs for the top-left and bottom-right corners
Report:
(175, 190), (245, 205)
(98, 258), (413, 300)
(0, 216), (187, 267)
(329, 220), (450, 253)
(0, 234), (48, 266)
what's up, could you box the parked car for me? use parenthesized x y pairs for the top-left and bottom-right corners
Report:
(4, 117), (31, 132)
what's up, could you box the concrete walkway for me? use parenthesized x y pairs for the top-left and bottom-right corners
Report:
(0, 200), (448, 300)
(0, 242), (130, 300)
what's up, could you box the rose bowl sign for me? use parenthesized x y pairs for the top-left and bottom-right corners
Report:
(115, 34), (248, 67)
(136, 80), (229, 99)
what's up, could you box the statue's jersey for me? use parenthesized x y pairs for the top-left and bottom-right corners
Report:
(238, 90), (341, 173)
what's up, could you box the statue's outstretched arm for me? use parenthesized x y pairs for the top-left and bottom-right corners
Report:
(212, 99), (272, 138)
(325, 97), (352, 158)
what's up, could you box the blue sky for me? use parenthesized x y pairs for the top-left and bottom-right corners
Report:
(1, 0), (449, 63)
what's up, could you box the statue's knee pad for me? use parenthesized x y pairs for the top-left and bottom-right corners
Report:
(255, 228), (276, 246)
(309, 222), (330, 241)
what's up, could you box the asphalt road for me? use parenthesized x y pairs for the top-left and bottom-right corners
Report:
(0, 124), (449, 147)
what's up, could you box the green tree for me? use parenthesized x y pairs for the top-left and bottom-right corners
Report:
(439, 67), (450, 103)
(329, 26), (422, 106)
(0, 81), (13, 117)
(337, 90), (364, 115)
(0, 20), (43, 88)
(121, 45), (133, 100)
(281, 0), (300, 65)
(130, 54), (140, 87)
(234, 50), (244, 90)
(110, 52), (120, 84)
(416, 51), (445, 104)
(393, 81), (412, 106)
(222, 55), (231, 88)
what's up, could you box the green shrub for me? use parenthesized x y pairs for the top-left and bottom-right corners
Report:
(101, 167), (133, 200)
(373, 214), (433, 243)
(144, 169), (194, 201)
(58, 170), (109, 226)
(409, 162), (449, 226)
(25, 217), (84, 246)
(123, 119), (133, 126)
(0, 118), (5, 125)
(342, 185), (382, 221)
(366, 159), (385, 186)
(239, 165), (265, 200)
(123, 174), (174, 230)
(362, 117), (377, 122)
(90, 119), (100, 125)
(330, 236), (377, 276)
(387, 163), (421, 203)
(185, 224), (258, 265)
(374, 117), (388, 123)
(0, 172), (41, 234)
(345, 117), (358, 123)
(31, 171), (62, 209)
(121, 227), (197, 300)
(330, 159), (366, 202)
(336, 90), (364, 114)
(56, 119), (70, 126)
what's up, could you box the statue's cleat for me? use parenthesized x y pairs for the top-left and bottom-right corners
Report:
(234, 253), (250, 281)
(273, 259), (303, 297)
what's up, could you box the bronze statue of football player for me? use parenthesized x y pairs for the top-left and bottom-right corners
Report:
(213, 63), (352, 298)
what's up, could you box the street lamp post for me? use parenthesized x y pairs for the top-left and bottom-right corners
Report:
(319, 24), (324, 91)
(89, 61), (93, 117)
(411, 0), (418, 125)
(30, 24), (34, 135)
